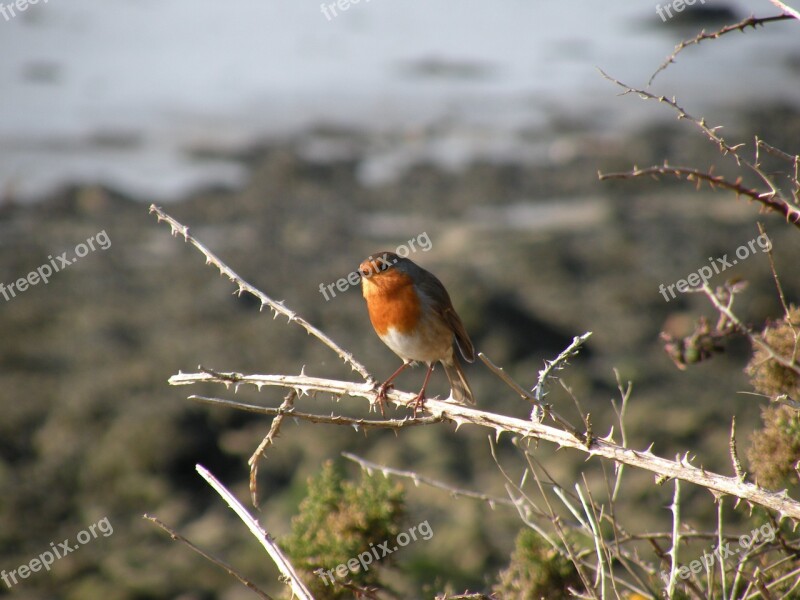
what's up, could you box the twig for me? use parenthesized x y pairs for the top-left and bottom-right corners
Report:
(718, 499), (727, 599)
(533, 332), (592, 403)
(342, 451), (513, 509)
(758, 223), (793, 323)
(648, 14), (794, 86)
(768, 0), (800, 20)
(730, 416), (747, 483)
(479, 351), (579, 435)
(667, 478), (682, 599)
(195, 464), (315, 600)
(598, 164), (800, 229)
(576, 478), (609, 596)
(610, 370), (632, 502)
(190, 394), (444, 428)
(700, 283), (800, 377)
(600, 70), (744, 158)
(493, 441), (595, 591)
(756, 139), (800, 204)
(149, 205), (373, 382)
(478, 352), (535, 401)
(249, 391), (297, 507)
(597, 72), (800, 228)
(170, 370), (800, 520)
(143, 514), (274, 600)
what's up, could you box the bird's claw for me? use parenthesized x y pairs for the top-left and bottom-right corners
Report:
(374, 382), (394, 417)
(411, 393), (427, 418)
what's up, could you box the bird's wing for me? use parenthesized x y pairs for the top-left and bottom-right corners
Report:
(416, 270), (475, 363)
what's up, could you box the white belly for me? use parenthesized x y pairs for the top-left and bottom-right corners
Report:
(379, 323), (453, 364)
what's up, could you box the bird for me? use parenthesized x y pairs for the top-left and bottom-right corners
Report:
(359, 251), (475, 416)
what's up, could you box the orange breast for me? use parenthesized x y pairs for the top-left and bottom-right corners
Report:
(362, 270), (421, 335)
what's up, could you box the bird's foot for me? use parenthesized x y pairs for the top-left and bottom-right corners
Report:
(411, 392), (427, 418)
(374, 381), (394, 417)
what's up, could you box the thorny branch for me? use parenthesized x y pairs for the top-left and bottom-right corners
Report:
(342, 451), (514, 509)
(648, 14), (794, 86)
(154, 206), (800, 598)
(149, 204), (373, 382)
(191, 394), (443, 429)
(144, 514), (274, 600)
(152, 207), (800, 524)
(248, 391), (297, 507)
(698, 283), (800, 377)
(169, 368), (800, 520)
(197, 465), (313, 600)
(596, 74), (800, 229)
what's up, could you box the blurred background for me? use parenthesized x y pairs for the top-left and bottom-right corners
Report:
(1, 0), (799, 598)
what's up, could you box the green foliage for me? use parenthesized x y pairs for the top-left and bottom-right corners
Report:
(748, 404), (800, 488)
(493, 528), (583, 600)
(280, 461), (405, 598)
(746, 307), (800, 488)
(746, 306), (800, 399)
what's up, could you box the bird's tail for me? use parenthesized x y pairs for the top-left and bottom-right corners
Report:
(443, 357), (475, 405)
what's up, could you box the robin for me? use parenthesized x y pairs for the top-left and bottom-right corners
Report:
(359, 251), (475, 416)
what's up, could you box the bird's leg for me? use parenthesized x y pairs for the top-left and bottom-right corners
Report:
(375, 362), (410, 416)
(412, 363), (435, 418)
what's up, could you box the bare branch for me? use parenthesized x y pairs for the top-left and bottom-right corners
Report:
(666, 478), (682, 599)
(758, 223), (794, 322)
(730, 416), (747, 483)
(597, 73), (800, 227)
(149, 205), (373, 382)
(195, 464), (314, 600)
(479, 351), (579, 434)
(144, 514), (274, 600)
(598, 164), (800, 229)
(342, 452), (513, 509)
(249, 391), (297, 507)
(534, 332), (592, 400)
(648, 14), (794, 86)
(191, 394), (443, 428)
(699, 283), (800, 377)
(171, 371), (800, 520)
(768, 0), (800, 20)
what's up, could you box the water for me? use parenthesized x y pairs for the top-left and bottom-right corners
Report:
(1, 0), (798, 201)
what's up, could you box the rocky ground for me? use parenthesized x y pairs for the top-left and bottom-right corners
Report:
(1, 103), (798, 598)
